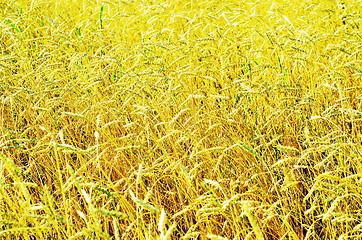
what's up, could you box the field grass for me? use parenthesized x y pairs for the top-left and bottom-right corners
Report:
(1, 0), (362, 239)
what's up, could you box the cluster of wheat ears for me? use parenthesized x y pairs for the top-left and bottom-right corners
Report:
(1, 0), (362, 239)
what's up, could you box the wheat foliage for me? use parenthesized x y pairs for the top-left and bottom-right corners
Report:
(1, 0), (362, 239)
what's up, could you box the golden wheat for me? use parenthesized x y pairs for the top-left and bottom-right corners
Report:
(1, 0), (362, 239)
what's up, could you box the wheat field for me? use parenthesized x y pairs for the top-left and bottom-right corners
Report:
(1, 0), (362, 239)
